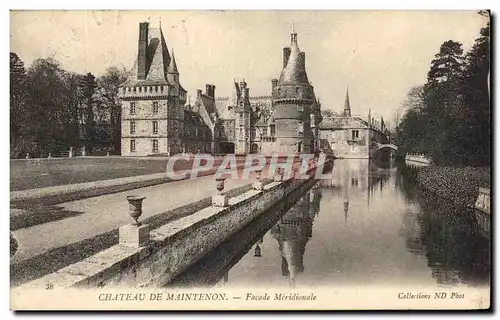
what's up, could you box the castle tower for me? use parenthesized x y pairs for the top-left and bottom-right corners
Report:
(273, 28), (315, 154)
(119, 22), (187, 156)
(235, 80), (252, 154)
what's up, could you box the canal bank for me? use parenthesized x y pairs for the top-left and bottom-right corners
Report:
(170, 159), (490, 289)
(416, 166), (490, 208)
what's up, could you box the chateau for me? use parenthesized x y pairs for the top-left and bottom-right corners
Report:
(119, 22), (322, 156)
(319, 89), (391, 159)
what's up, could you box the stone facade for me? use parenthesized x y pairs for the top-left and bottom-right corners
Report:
(120, 23), (322, 156)
(319, 90), (390, 159)
(119, 22), (207, 156)
(194, 30), (322, 155)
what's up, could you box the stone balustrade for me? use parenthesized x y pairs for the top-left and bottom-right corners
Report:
(14, 159), (331, 290)
(405, 153), (433, 164)
(474, 187), (490, 215)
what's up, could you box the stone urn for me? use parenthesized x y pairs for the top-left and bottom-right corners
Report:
(215, 177), (226, 195)
(255, 169), (262, 182)
(254, 244), (262, 257)
(126, 195), (146, 226)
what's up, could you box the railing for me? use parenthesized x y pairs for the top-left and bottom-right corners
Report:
(405, 153), (433, 164)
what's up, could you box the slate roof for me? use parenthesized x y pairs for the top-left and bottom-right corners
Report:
(184, 110), (207, 126)
(278, 33), (310, 85)
(319, 116), (370, 130)
(121, 25), (177, 86)
(214, 98), (234, 120)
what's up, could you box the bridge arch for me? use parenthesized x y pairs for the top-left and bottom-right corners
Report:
(370, 143), (398, 157)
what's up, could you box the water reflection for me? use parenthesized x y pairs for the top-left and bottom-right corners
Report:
(170, 159), (490, 289)
(270, 188), (320, 287)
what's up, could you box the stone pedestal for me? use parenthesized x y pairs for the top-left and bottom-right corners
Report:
(212, 194), (228, 207)
(252, 181), (264, 191)
(119, 224), (150, 248)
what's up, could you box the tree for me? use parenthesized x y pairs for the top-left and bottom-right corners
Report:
(10, 53), (31, 157)
(26, 58), (71, 156)
(96, 66), (131, 153)
(79, 72), (98, 149)
(321, 109), (338, 118)
(395, 12), (491, 166)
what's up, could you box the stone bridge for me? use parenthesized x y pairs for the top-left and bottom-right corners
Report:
(370, 142), (398, 157)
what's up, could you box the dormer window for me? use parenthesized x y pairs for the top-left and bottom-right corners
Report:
(297, 105), (304, 112)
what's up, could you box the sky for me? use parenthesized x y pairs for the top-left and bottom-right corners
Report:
(10, 10), (487, 124)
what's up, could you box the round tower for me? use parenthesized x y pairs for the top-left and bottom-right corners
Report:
(272, 29), (315, 154)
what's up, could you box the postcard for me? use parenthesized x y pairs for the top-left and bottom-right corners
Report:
(10, 10), (491, 310)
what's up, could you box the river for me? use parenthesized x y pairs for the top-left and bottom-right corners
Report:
(170, 159), (490, 290)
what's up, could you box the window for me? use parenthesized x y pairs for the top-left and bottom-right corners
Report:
(296, 87), (300, 94)
(352, 130), (359, 140)
(351, 178), (359, 187)
(152, 139), (159, 153)
(251, 127), (256, 139)
(153, 101), (159, 114)
(130, 121), (136, 134)
(130, 140), (136, 152)
(152, 121), (158, 134)
(130, 102), (136, 115)
(297, 105), (304, 112)
(297, 121), (304, 134)
(262, 127), (268, 136)
(270, 125), (275, 136)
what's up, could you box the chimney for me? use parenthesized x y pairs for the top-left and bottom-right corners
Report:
(137, 22), (149, 80)
(205, 84), (216, 99)
(283, 47), (291, 68)
(300, 52), (306, 67)
(197, 89), (202, 97)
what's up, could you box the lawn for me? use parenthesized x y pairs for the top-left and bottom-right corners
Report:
(10, 157), (171, 191)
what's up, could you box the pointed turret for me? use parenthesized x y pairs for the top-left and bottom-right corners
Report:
(343, 87), (351, 117)
(166, 48), (179, 85)
(142, 24), (172, 82)
(167, 49), (179, 74)
(278, 30), (309, 85)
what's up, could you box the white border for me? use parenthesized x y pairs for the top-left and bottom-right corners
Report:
(3, 1), (498, 319)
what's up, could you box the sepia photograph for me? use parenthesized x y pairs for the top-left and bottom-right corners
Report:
(9, 9), (491, 310)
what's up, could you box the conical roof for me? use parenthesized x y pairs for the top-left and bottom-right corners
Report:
(167, 49), (179, 74)
(145, 26), (171, 81)
(278, 32), (309, 85)
(343, 87), (351, 116)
